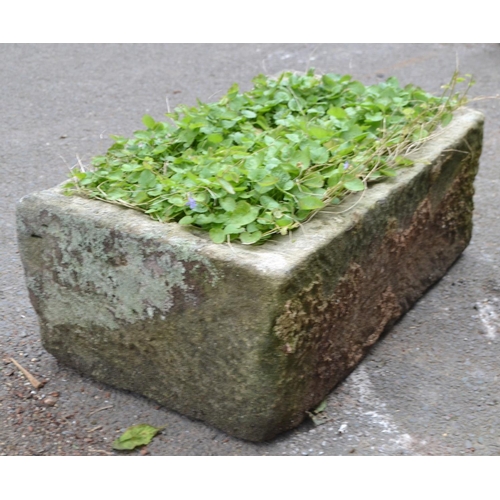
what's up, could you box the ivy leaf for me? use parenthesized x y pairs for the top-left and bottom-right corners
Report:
(107, 171), (125, 181)
(134, 130), (152, 141)
(218, 178), (236, 195)
(209, 227), (226, 243)
(412, 129), (429, 142)
(223, 224), (244, 235)
(106, 188), (129, 201)
(441, 112), (453, 127)
(219, 196), (237, 212)
(297, 195), (324, 210)
(258, 175), (280, 187)
(67, 68), (469, 246)
(288, 98), (302, 111)
(342, 124), (364, 141)
(207, 133), (224, 143)
(378, 168), (397, 177)
(327, 107), (347, 119)
(138, 169), (156, 189)
(142, 114), (156, 129)
(309, 145), (329, 164)
(285, 133), (301, 143)
(322, 73), (342, 91)
(240, 230), (262, 245)
(344, 178), (365, 191)
(241, 110), (257, 119)
(178, 215), (194, 225)
(303, 173), (324, 188)
(112, 424), (163, 451)
(259, 195), (280, 209)
(348, 81), (366, 96)
(394, 156), (414, 167)
(365, 112), (384, 123)
(227, 201), (260, 227)
(307, 126), (332, 140)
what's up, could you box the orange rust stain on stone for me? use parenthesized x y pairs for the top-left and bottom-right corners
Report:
(273, 160), (476, 414)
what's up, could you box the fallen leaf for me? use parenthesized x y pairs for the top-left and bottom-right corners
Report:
(112, 424), (164, 451)
(313, 399), (327, 414)
(306, 398), (329, 426)
(308, 412), (329, 426)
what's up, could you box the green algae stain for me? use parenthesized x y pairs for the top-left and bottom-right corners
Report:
(39, 210), (221, 330)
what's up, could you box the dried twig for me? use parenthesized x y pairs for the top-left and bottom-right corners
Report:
(88, 425), (103, 433)
(89, 448), (114, 456)
(9, 357), (45, 389)
(88, 405), (113, 417)
(76, 154), (86, 173)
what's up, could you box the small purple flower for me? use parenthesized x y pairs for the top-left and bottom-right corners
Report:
(344, 161), (349, 170)
(186, 195), (197, 210)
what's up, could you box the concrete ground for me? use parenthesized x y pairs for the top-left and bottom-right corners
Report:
(1, 43), (500, 456)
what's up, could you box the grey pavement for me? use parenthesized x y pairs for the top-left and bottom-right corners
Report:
(1, 43), (500, 455)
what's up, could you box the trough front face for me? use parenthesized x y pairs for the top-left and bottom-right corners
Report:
(16, 109), (483, 441)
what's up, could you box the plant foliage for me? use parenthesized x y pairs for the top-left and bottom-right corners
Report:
(112, 423), (163, 451)
(65, 70), (473, 245)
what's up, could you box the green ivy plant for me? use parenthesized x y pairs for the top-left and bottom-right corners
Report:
(65, 69), (473, 245)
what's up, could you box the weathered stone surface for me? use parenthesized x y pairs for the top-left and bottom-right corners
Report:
(16, 109), (483, 441)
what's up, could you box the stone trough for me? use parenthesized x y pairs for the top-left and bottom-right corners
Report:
(16, 109), (483, 441)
